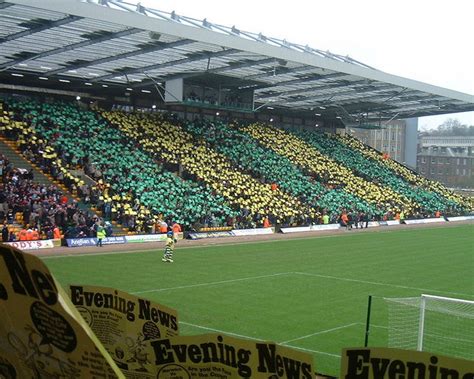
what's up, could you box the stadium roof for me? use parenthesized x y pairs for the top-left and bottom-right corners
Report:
(1, 0), (473, 122)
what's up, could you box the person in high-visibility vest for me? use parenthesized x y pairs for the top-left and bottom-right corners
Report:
(53, 225), (62, 239)
(172, 222), (181, 238)
(263, 217), (271, 228)
(322, 213), (329, 225)
(96, 224), (106, 247)
(26, 228), (34, 241)
(160, 221), (168, 234)
(18, 228), (28, 241)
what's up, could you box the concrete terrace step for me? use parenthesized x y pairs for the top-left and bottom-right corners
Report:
(0, 138), (52, 186)
(1, 137), (130, 236)
(1, 137), (93, 216)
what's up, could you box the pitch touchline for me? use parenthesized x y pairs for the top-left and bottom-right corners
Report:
(180, 321), (261, 340)
(131, 272), (293, 294)
(180, 321), (340, 358)
(279, 323), (358, 345)
(40, 223), (471, 260)
(293, 272), (473, 298)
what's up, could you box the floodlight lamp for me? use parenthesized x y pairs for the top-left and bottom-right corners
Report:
(76, 96), (81, 101)
(269, 118), (274, 122)
(216, 112), (220, 116)
(152, 104), (157, 109)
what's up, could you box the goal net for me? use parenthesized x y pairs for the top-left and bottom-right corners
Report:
(383, 294), (474, 360)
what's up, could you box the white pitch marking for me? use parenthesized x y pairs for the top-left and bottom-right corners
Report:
(294, 272), (473, 298)
(180, 321), (261, 340)
(280, 345), (341, 358)
(366, 323), (388, 329)
(279, 323), (358, 344)
(40, 223), (471, 260)
(131, 272), (293, 294)
(180, 321), (340, 358)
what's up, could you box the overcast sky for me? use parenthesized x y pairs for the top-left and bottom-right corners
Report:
(141, 0), (473, 129)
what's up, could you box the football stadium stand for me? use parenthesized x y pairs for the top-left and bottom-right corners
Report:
(0, 0), (472, 238)
(1, 2), (474, 378)
(1, 97), (472, 241)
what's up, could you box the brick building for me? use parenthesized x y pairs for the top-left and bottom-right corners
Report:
(417, 136), (474, 188)
(347, 118), (418, 168)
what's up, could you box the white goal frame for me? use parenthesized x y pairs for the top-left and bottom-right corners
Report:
(381, 293), (474, 360)
(417, 294), (474, 351)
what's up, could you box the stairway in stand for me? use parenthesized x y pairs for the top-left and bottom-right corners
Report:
(0, 137), (125, 236)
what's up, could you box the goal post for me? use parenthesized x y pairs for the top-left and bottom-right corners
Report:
(381, 294), (474, 360)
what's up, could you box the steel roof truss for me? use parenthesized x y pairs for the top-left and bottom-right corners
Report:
(0, 26), (142, 70)
(0, 15), (82, 43)
(45, 38), (194, 76)
(92, 47), (241, 82)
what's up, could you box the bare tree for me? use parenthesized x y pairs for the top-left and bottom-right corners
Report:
(423, 118), (474, 136)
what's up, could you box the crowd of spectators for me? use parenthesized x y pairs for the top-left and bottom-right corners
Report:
(185, 90), (218, 106)
(184, 89), (251, 110)
(336, 133), (472, 211)
(242, 123), (416, 217)
(286, 128), (471, 215)
(0, 152), (110, 241)
(99, 109), (314, 226)
(2, 98), (235, 233)
(1, 96), (471, 239)
(181, 119), (379, 219)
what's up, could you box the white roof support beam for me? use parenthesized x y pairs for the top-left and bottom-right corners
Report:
(131, 57), (277, 89)
(2, 0), (473, 117)
(91, 48), (241, 82)
(0, 26), (141, 70)
(0, 15), (82, 42)
(45, 38), (194, 76)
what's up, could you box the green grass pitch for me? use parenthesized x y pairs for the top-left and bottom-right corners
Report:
(43, 225), (474, 377)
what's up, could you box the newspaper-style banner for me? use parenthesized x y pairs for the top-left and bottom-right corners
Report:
(66, 236), (127, 247)
(404, 218), (446, 225)
(5, 239), (55, 250)
(69, 285), (179, 378)
(151, 333), (314, 378)
(125, 233), (183, 244)
(447, 215), (474, 222)
(340, 347), (474, 379)
(0, 244), (124, 379)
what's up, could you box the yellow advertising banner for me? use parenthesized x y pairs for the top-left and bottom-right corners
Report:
(340, 347), (474, 379)
(0, 243), (124, 379)
(149, 333), (315, 378)
(69, 284), (179, 377)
